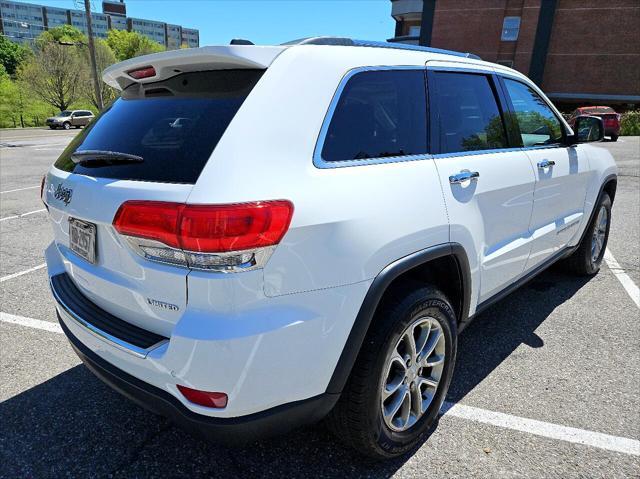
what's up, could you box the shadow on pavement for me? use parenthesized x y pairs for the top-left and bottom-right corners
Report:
(0, 268), (592, 478)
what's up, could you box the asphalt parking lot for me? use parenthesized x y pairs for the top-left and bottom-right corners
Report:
(1, 128), (639, 478)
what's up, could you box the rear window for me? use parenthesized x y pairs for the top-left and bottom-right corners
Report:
(321, 69), (427, 162)
(54, 69), (263, 184)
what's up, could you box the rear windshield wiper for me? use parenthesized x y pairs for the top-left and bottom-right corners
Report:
(71, 150), (144, 165)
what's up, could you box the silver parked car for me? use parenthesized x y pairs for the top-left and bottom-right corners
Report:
(46, 110), (95, 130)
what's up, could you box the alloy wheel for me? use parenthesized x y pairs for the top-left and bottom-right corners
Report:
(380, 316), (446, 432)
(591, 205), (608, 263)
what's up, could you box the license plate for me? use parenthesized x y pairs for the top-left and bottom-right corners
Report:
(69, 218), (97, 264)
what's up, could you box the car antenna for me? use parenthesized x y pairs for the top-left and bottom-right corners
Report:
(230, 39), (254, 45)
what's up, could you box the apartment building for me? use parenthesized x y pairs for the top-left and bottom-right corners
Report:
(389, 0), (639, 107)
(0, 0), (199, 49)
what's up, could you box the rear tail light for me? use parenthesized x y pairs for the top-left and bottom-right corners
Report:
(177, 385), (227, 408)
(113, 200), (294, 272)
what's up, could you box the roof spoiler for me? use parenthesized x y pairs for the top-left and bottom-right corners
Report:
(102, 45), (286, 90)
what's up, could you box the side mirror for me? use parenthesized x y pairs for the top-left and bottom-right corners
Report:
(567, 115), (604, 145)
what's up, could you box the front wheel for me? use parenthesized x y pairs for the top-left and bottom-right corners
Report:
(610, 135), (618, 142)
(563, 193), (612, 275)
(63, 122), (71, 130)
(326, 284), (457, 458)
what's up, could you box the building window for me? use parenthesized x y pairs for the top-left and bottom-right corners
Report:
(501, 16), (520, 41)
(408, 25), (420, 37)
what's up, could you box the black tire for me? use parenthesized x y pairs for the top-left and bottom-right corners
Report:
(74, 125), (80, 129)
(49, 126), (56, 129)
(63, 121), (71, 130)
(326, 283), (457, 458)
(610, 135), (618, 142)
(563, 193), (612, 275)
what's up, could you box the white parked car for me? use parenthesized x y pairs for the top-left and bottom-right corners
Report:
(43, 38), (617, 458)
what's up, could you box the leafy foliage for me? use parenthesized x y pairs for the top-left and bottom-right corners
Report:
(37, 25), (87, 47)
(80, 39), (118, 109)
(18, 41), (86, 112)
(620, 111), (640, 136)
(106, 29), (164, 61)
(0, 35), (32, 76)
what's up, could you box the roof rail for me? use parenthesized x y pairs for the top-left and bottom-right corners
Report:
(281, 37), (481, 60)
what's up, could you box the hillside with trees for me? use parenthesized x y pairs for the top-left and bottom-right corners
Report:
(0, 26), (166, 128)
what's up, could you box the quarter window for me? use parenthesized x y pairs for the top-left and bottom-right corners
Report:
(432, 72), (508, 154)
(503, 78), (563, 147)
(321, 70), (427, 162)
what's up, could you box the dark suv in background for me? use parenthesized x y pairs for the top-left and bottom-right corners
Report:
(46, 110), (95, 130)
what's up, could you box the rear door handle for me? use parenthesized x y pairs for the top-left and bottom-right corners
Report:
(449, 170), (480, 184)
(537, 159), (556, 168)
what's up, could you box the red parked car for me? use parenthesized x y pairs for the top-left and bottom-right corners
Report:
(569, 106), (621, 141)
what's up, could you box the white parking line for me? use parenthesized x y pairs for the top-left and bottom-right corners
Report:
(1, 309), (638, 457)
(442, 402), (640, 457)
(0, 208), (47, 222)
(605, 248), (640, 309)
(0, 312), (62, 334)
(0, 185), (39, 194)
(0, 263), (46, 283)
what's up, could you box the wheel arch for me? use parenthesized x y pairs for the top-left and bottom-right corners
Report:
(576, 173), (617, 249)
(602, 176), (617, 203)
(325, 243), (471, 395)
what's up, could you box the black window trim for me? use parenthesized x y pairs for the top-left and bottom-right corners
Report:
(313, 65), (430, 169)
(427, 66), (518, 157)
(496, 73), (570, 150)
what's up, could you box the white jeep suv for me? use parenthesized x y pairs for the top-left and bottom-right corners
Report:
(43, 38), (617, 458)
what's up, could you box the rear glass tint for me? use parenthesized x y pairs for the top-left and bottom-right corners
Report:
(54, 69), (263, 184)
(321, 69), (427, 162)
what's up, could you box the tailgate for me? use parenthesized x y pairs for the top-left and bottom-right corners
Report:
(45, 67), (266, 336)
(45, 169), (192, 337)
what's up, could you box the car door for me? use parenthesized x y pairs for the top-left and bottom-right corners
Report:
(427, 66), (536, 306)
(500, 77), (591, 271)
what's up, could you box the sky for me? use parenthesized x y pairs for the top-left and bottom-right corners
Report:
(21, 0), (395, 46)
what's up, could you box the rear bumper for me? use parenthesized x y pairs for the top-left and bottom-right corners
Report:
(59, 315), (338, 444)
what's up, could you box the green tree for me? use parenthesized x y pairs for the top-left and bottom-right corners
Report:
(0, 36), (31, 76)
(18, 41), (86, 112)
(80, 38), (118, 109)
(106, 29), (164, 61)
(37, 24), (87, 47)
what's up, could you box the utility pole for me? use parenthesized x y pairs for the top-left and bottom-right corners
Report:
(83, 0), (103, 110)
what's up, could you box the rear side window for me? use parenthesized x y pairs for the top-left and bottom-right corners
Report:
(432, 72), (508, 154)
(54, 70), (263, 184)
(503, 78), (563, 147)
(321, 69), (427, 162)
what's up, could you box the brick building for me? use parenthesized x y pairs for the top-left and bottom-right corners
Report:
(389, 0), (640, 108)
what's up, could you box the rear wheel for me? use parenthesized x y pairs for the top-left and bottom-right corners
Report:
(49, 126), (56, 129)
(326, 284), (457, 458)
(610, 135), (618, 142)
(63, 122), (71, 130)
(563, 193), (612, 275)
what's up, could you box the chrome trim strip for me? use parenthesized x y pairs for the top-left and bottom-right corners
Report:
(122, 236), (276, 273)
(432, 147), (523, 159)
(50, 277), (167, 359)
(312, 66), (431, 169)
